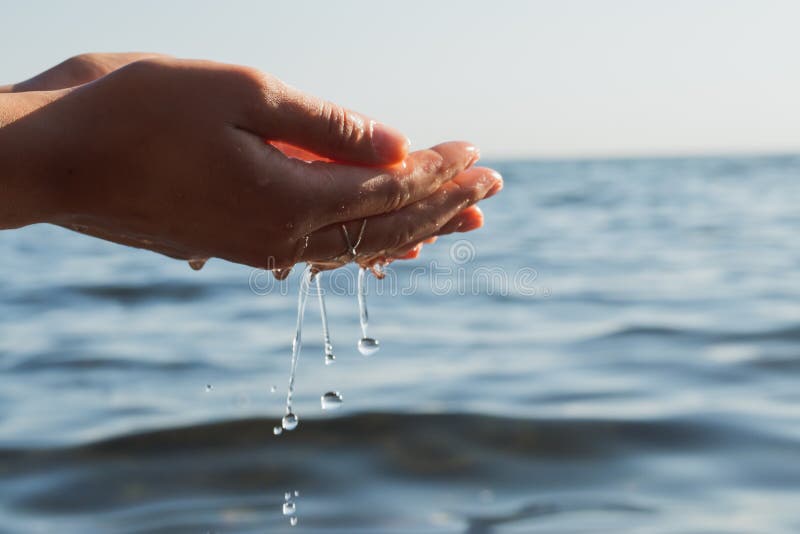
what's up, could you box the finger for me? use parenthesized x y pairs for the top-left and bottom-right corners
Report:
(382, 206), (483, 261)
(436, 205), (485, 236)
(302, 167), (501, 262)
(397, 243), (423, 260)
(240, 76), (410, 165)
(299, 141), (480, 228)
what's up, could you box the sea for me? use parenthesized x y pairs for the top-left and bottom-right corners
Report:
(1, 154), (799, 533)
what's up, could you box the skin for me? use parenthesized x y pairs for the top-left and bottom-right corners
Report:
(0, 53), (502, 272)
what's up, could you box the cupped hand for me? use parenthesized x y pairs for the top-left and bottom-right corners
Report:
(17, 57), (501, 270)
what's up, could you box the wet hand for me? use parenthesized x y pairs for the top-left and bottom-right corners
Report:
(11, 57), (501, 269)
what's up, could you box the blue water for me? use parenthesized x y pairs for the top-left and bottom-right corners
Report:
(1, 155), (800, 533)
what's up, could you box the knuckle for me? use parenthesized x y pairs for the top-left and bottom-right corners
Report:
(118, 57), (163, 78)
(66, 53), (93, 66)
(380, 175), (406, 212)
(228, 65), (268, 95)
(393, 221), (416, 250)
(63, 53), (102, 78)
(320, 102), (360, 150)
(418, 149), (445, 176)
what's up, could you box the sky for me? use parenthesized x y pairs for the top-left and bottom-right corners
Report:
(2, 0), (798, 158)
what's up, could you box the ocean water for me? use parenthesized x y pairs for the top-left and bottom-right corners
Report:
(1, 155), (800, 533)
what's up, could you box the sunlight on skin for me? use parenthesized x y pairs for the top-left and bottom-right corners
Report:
(0, 53), (502, 273)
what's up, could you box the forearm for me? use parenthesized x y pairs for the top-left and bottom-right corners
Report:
(0, 91), (63, 229)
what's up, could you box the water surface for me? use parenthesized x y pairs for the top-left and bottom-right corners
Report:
(1, 155), (799, 532)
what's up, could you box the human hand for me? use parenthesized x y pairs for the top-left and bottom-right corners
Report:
(8, 57), (501, 270)
(0, 52), (164, 93)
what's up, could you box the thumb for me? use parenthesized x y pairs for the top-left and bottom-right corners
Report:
(241, 76), (410, 165)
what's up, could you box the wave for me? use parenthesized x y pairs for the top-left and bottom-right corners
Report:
(2, 412), (793, 532)
(586, 323), (800, 345)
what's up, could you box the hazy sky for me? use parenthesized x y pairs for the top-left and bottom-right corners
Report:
(3, 0), (798, 158)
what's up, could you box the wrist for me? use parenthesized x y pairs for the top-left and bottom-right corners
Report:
(0, 90), (67, 228)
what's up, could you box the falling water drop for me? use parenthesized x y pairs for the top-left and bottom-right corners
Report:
(321, 391), (343, 410)
(188, 258), (208, 271)
(283, 490), (299, 526)
(270, 385), (277, 393)
(273, 426), (283, 436)
(315, 272), (336, 364)
(280, 265), (314, 431)
(282, 412), (299, 431)
(357, 267), (380, 355)
(357, 337), (380, 356)
(205, 384), (213, 392)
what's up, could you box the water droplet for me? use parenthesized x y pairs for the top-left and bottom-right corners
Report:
(294, 490), (300, 497)
(270, 385), (277, 393)
(282, 412), (299, 431)
(282, 501), (296, 515)
(272, 267), (292, 280)
(290, 516), (298, 526)
(358, 337), (380, 356)
(324, 352), (336, 365)
(188, 258), (208, 271)
(205, 384), (213, 392)
(284, 492), (292, 500)
(273, 426), (283, 435)
(321, 391), (343, 410)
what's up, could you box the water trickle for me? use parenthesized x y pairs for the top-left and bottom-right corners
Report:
(280, 265), (314, 432)
(315, 272), (335, 364)
(321, 391), (343, 410)
(357, 267), (380, 356)
(283, 489), (299, 526)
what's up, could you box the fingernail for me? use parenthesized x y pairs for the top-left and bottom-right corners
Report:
(371, 121), (410, 163)
(484, 170), (503, 198)
(465, 146), (481, 169)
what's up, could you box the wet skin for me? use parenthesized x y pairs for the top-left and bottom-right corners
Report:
(0, 53), (502, 271)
